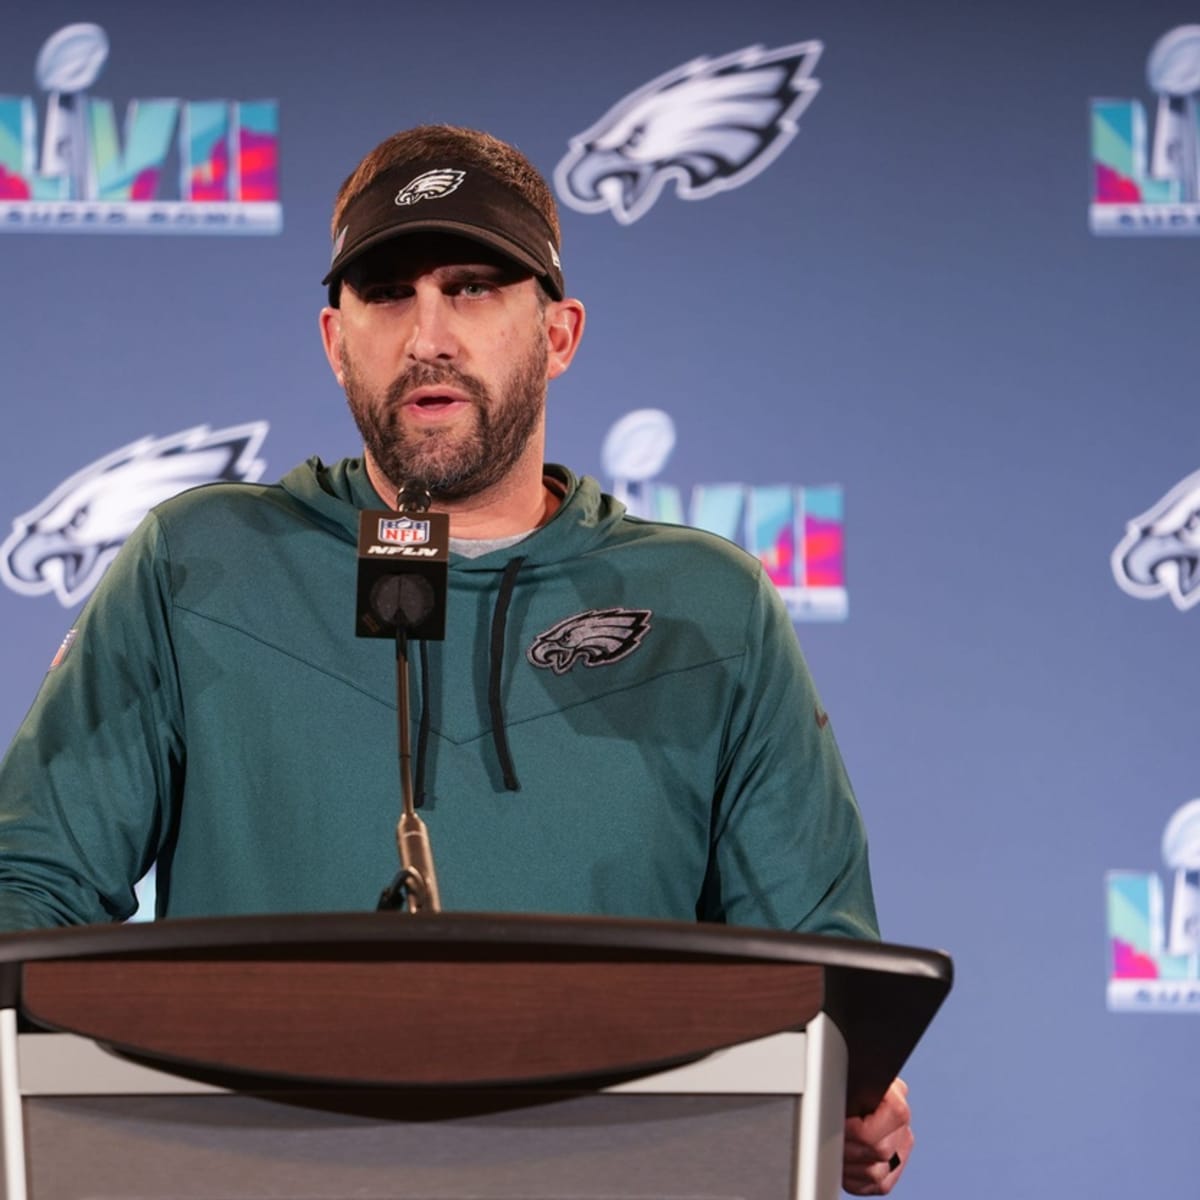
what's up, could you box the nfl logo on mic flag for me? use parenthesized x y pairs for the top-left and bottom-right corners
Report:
(379, 516), (431, 544)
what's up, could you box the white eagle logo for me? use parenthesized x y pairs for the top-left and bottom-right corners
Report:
(395, 168), (466, 206)
(554, 40), (823, 225)
(1, 422), (268, 608)
(527, 608), (652, 675)
(1112, 468), (1200, 611)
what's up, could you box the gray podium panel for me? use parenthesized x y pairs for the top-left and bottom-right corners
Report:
(4, 1026), (843, 1200)
(24, 1091), (798, 1200)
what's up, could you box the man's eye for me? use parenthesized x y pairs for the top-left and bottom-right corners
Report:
(456, 281), (496, 299)
(362, 285), (407, 303)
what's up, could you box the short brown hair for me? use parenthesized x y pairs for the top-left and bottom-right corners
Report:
(331, 125), (561, 246)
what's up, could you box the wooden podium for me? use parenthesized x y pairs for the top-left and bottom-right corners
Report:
(0, 913), (951, 1200)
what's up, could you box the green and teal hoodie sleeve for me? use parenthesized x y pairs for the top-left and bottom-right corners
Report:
(0, 513), (183, 928)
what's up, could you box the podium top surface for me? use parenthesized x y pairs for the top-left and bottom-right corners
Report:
(0, 912), (952, 1113)
(0, 909), (949, 973)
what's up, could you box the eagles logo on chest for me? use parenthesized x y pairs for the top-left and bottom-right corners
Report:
(527, 608), (652, 675)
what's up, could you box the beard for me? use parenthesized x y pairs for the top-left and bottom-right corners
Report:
(341, 327), (548, 503)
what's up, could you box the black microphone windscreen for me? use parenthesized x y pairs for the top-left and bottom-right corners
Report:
(370, 574), (435, 630)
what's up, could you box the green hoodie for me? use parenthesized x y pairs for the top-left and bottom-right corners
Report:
(0, 458), (878, 938)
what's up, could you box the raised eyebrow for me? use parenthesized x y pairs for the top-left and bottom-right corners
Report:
(347, 263), (518, 295)
(437, 263), (519, 285)
(343, 275), (412, 297)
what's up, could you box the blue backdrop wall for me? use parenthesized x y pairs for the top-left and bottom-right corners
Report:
(2, 2), (1198, 1195)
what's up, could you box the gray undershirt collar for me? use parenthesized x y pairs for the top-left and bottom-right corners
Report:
(450, 530), (534, 559)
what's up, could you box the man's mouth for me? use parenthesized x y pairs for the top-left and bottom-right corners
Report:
(402, 386), (473, 417)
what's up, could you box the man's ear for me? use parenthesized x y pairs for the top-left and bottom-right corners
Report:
(319, 306), (345, 385)
(545, 298), (586, 381)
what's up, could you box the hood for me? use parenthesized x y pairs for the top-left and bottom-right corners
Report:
(277, 456), (627, 570)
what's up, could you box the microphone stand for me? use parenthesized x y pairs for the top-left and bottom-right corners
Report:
(373, 485), (441, 916)
(377, 626), (442, 913)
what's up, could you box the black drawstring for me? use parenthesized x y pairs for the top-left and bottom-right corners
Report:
(489, 556), (526, 791)
(412, 556), (525, 801)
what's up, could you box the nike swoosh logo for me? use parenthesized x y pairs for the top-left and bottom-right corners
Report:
(815, 706), (829, 729)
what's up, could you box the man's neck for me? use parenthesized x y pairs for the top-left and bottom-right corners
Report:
(364, 454), (560, 538)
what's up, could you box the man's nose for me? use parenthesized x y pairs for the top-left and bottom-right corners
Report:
(405, 287), (458, 361)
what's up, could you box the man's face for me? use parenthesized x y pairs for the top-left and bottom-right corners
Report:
(326, 235), (554, 502)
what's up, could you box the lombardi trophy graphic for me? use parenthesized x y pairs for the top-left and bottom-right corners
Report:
(601, 409), (677, 520)
(1163, 800), (1200, 959)
(35, 23), (109, 201)
(1148, 25), (1200, 203)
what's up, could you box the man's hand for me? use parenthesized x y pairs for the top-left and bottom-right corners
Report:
(842, 1077), (912, 1195)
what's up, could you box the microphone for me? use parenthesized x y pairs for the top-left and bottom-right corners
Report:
(355, 490), (449, 640)
(356, 485), (448, 914)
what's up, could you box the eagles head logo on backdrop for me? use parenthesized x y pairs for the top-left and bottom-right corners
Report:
(0, 422), (268, 608)
(1112, 468), (1200, 611)
(554, 40), (823, 225)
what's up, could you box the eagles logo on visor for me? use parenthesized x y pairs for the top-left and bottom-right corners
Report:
(395, 168), (465, 205)
(322, 161), (565, 304)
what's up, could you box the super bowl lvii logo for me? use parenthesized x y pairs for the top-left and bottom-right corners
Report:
(0, 23), (280, 233)
(1107, 800), (1200, 1012)
(1091, 25), (1200, 234)
(602, 410), (846, 621)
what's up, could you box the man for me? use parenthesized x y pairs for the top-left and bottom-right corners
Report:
(0, 125), (911, 1193)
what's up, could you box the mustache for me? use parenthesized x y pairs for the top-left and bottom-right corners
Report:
(387, 362), (490, 407)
